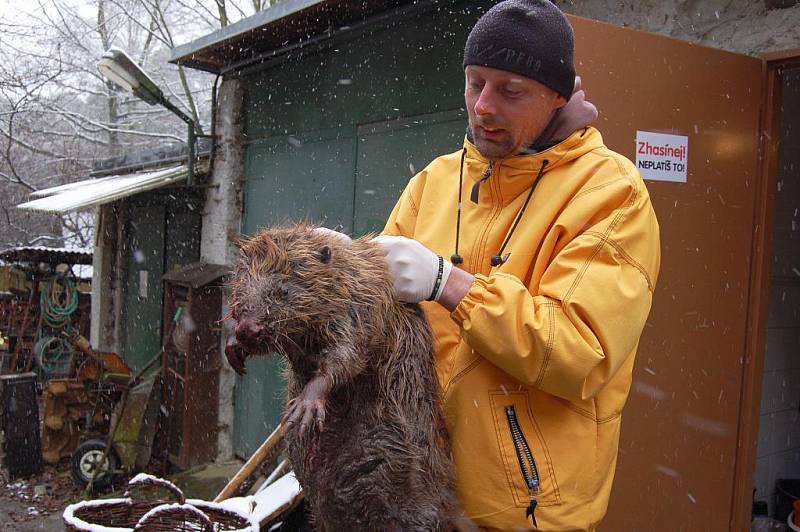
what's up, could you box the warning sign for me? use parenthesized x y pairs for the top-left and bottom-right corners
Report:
(635, 131), (688, 183)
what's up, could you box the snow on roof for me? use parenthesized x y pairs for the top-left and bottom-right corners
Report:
(16, 164), (192, 214)
(0, 246), (93, 265)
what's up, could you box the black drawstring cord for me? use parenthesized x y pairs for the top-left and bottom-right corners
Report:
(452, 151), (549, 268)
(451, 148), (468, 265)
(490, 159), (549, 267)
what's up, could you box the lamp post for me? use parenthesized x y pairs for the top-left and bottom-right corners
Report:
(97, 47), (199, 185)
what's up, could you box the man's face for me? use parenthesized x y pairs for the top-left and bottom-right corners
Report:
(465, 65), (566, 160)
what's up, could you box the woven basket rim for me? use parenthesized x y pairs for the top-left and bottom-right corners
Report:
(63, 496), (258, 531)
(63, 497), (133, 532)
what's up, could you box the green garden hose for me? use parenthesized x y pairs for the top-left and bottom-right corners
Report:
(40, 275), (78, 328)
(35, 275), (79, 377)
(34, 336), (72, 376)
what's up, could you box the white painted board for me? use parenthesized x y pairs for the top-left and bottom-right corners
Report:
(636, 131), (689, 183)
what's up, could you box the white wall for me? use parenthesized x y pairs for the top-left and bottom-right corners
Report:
(199, 78), (246, 462)
(90, 204), (119, 352)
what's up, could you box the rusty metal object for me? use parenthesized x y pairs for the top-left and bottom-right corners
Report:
(82, 344), (166, 491)
(6, 287), (37, 374)
(40, 336), (132, 464)
(160, 267), (226, 470)
(68, 333), (131, 382)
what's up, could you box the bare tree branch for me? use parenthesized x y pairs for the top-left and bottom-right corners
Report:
(2, 205), (64, 246)
(215, 0), (229, 27)
(170, 0), (220, 29)
(0, 0), (257, 247)
(0, 169), (36, 191)
(0, 125), (68, 162)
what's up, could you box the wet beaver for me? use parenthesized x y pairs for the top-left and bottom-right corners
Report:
(226, 224), (457, 531)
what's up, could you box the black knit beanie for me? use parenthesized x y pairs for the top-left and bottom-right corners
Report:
(463, 0), (575, 100)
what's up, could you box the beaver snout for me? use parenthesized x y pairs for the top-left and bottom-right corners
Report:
(235, 317), (268, 350)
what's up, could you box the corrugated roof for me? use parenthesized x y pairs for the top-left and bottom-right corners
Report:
(0, 246), (93, 266)
(169, 0), (414, 74)
(16, 164), (200, 214)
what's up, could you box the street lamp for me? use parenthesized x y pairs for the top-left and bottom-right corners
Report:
(97, 47), (199, 185)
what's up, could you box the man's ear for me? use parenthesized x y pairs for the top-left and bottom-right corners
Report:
(554, 94), (568, 109)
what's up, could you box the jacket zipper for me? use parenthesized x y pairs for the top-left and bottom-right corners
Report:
(505, 405), (540, 527)
(469, 161), (501, 273)
(470, 161), (494, 204)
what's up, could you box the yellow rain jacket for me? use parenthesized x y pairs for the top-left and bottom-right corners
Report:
(383, 127), (660, 531)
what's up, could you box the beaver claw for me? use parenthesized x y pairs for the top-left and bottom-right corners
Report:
(225, 317), (269, 376)
(225, 335), (249, 376)
(284, 376), (330, 434)
(285, 396), (326, 434)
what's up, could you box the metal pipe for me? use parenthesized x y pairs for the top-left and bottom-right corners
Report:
(145, 86), (199, 187)
(188, 123), (196, 186)
(156, 95), (196, 130)
(208, 74), (221, 179)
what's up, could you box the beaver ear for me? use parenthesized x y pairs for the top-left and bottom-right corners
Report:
(319, 246), (332, 264)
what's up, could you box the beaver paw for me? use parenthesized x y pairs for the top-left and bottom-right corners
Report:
(284, 377), (329, 434)
(285, 395), (326, 434)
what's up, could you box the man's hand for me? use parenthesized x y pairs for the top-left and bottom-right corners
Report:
(373, 235), (453, 303)
(313, 226), (352, 245)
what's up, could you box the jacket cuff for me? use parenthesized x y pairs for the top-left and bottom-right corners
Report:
(451, 273), (490, 325)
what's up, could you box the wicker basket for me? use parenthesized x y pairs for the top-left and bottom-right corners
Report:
(63, 474), (258, 531)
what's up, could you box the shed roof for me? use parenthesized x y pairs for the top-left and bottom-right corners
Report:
(16, 162), (207, 215)
(162, 262), (231, 288)
(170, 0), (412, 74)
(0, 246), (93, 266)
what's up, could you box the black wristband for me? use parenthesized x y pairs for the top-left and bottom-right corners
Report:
(427, 255), (444, 301)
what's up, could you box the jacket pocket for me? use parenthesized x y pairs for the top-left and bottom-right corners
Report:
(490, 390), (561, 522)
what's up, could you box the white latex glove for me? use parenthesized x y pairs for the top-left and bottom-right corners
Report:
(372, 235), (453, 303)
(313, 226), (352, 245)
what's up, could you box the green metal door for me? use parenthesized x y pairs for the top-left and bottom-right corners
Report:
(353, 109), (466, 235)
(165, 210), (202, 272)
(120, 204), (166, 371)
(119, 194), (202, 372)
(243, 132), (357, 231)
(234, 132), (356, 457)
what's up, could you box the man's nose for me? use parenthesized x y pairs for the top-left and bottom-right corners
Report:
(474, 86), (496, 116)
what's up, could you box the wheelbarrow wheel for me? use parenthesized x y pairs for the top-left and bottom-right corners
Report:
(71, 439), (118, 489)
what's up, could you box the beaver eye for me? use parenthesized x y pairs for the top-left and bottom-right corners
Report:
(319, 246), (331, 264)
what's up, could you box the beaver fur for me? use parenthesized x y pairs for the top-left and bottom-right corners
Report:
(226, 224), (457, 531)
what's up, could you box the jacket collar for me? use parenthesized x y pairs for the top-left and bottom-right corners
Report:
(463, 127), (601, 171)
(460, 127), (604, 203)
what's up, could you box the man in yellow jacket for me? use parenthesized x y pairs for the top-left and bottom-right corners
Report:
(374, 1), (661, 530)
